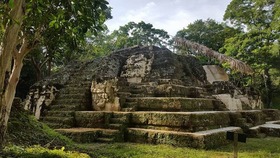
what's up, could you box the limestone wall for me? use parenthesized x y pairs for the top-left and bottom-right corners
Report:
(121, 53), (154, 83)
(24, 85), (58, 119)
(91, 78), (120, 111)
(203, 65), (229, 84)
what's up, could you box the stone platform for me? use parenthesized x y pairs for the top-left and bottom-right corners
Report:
(55, 109), (279, 149)
(23, 45), (280, 149)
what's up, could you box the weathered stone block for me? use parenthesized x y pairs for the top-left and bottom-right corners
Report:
(131, 111), (230, 132)
(75, 111), (107, 128)
(126, 128), (205, 148)
(132, 97), (217, 111)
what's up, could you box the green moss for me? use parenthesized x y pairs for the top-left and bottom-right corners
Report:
(57, 131), (99, 143)
(6, 106), (73, 148)
(2, 145), (90, 158)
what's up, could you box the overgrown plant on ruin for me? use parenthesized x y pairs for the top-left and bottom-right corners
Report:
(174, 37), (253, 75)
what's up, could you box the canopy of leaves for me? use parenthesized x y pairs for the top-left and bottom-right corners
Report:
(16, 0), (111, 68)
(223, 0), (280, 70)
(223, 0), (280, 107)
(111, 21), (171, 49)
(176, 19), (240, 51)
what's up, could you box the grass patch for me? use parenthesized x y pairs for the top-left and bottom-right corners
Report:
(77, 137), (280, 158)
(6, 104), (73, 148)
(1, 145), (90, 158)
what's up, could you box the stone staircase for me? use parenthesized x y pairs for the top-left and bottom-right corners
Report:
(42, 69), (92, 129)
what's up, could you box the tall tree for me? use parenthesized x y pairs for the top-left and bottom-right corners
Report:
(223, 0), (280, 107)
(79, 26), (115, 60)
(0, 0), (110, 149)
(176, 19), (240, 51)
(112, 21), (171, 49)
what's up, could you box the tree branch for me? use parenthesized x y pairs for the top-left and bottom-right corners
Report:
(174, 37), (254, 75)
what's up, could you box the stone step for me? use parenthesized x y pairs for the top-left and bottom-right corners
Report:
(157, 79), (183, 85)
(127, 126), (241, 149)
(129, 82), (152, 88)
(126, 97), (225, 112)
(50, 104), (81, 111)
(67, 76), (91, 81)
(43, 116), (75, 127)
(248, 120), (280, 137)
(45, 111), (74, 117)
(130, 89), (145, 94)
(96, 137), (114, 143)
(61, 87), (90, 93)
(111, 112), (131, 118)
(262, 109), (280, 120)
(131, 124), (226, 133)
(75, 111), (232, 130)
(131, 111), (231, 132)
(57, 93), (86, 99)
(259, 124), (280, 137)
(53, 99), (85, 105)
(154, 84), (206, 98)
(108, 123), (123, 129)
(123, 102), (137, 108)
(66, 80), (92, 87)
(44, 122), (73, 129)
(121, 108), (135, 112)
(248, 125), (262, 138)
(55, 128), (121, 143)
(110, 117), (127, 124)
(130, 94), (149, 97)
(266, 120), (280, 124)
(100, 128), (121, 138)
(75, 111), (109, 128)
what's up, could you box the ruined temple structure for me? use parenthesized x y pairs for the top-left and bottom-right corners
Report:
(24, 46), (280, 149)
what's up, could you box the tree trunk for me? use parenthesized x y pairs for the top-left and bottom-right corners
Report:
(0, 0), (25, 149)
(0, 57), (24, 149)
(263, 68), (272, 108)
(47, 56), (51, 76)
(31, 57), (42, 81)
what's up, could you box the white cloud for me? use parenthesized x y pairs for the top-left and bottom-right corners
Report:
(120, 2), (157, 22)
(105, 0), (231, 36)
(153, 10), (197, 36)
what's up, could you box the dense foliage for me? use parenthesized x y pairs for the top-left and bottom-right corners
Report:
(176, 19), (240, 51)
(223, 0), (280, 107)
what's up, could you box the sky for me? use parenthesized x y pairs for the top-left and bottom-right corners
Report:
(105, 0), (232, 36)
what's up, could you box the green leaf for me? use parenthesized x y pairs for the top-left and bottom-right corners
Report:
(9, 0), (14, 8)
(49, 20), (56, 27)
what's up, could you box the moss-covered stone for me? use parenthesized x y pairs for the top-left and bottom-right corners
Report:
(132, 97), (218, 111)
(127, 128), (206, 148)
(57, 130), (99, 143)
(240, 110), (266, 126)
(259, 124), (280, 137)
(154, 84), (202, 97)
(75, 111), (107, 128)
(131, 111), (230, 132)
